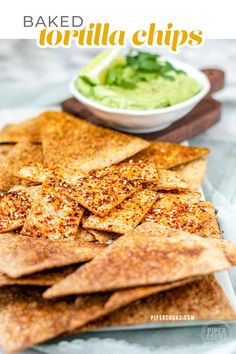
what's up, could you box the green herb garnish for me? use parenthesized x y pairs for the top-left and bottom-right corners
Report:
(105, 50), (185, 89)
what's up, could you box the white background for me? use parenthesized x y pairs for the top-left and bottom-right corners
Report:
(0, 0), (236, 39)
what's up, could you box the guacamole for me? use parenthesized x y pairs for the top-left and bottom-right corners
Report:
(77, 51), (202, 110)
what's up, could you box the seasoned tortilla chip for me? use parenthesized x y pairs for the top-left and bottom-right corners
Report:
(105, 276), (202, 311)
(172, 157), (208, 188)
(77, 227), (96, 242)
(0, 144), (13, 160)
(87, 229), (120, 244)
(21, 178), (84, 240)
(39, 111), (149, 172)
(0, 265), (79, 287)
(80, 276), (236, 333)
(83, 189), (158, 234)
(107, 160), (158, 184)
(0, 141), (43, 191)
(0, 185), (40, 232)
(193, 201), (221, 239)
(16, 162), (85, 185)
(0, 117), (41, 143)
(57, 169), (136, 217)
(43, 224), (236, 298)
(143, 194), (220, 238)
(0, 233), (105, 278)
(132, 142), (210, 169)
(0, 286), (109, 353)
(145, 169), (191, 192)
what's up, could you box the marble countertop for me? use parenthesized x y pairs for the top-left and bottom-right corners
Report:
(0, 39), (236, 354)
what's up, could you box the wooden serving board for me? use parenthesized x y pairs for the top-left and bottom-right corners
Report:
(62, 69), (224, 143)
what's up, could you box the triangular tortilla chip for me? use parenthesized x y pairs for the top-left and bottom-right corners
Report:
(86, 229), (120, 244)
(0, 144), (13, 160)
(0, 185), (40, 232)
(107, 160), (158, 184)
(0, 233), (105, 278)
(39, 111), (149, 172)
(0, 117), (41, 143)
(16, 162), (86, 185)
(0, 286), (109, 353)
(143, 194), (220, 237)
(56, 169), (136, 217)
(21, 177), (84, 240)
(0, 264), (78, 287)
(193, 201), (221, 239)
(0, 141), (43, 191)
(79, 276), (236, 333)
(43, 223), (236, 298)
(18, 164), (138, 217)
(172, 157), (208, 188)
(131, 142), (210, 169)
(77, 227), (96, 242)
(145, 169), (191, 192)
(83, 189), (158, 234)
(104, 276), (202, 311)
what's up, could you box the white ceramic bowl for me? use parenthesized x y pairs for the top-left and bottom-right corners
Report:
(70, 57), (210, 133)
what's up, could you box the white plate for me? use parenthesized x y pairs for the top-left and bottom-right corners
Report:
(0, 108), (235, 331)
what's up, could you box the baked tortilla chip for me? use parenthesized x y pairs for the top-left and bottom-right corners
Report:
(107, 160), (158, 184)
(0, 287), (109, 354)
(40, 111), (149, 172)
(172, 157), (208, 188)
(193, 201), (222, 239)
(43, 223), (236, 298)
(105, 276), (201, 311)
(145, 169), (191, 192)
(0, 185), (40, 232)
(0, 141), (43, 191)
(80, 276), (236, 333)
(143, 194), (220, 238)
(83, 189), (158, 234)
(0, 265), (78, 287)
(0, 144), (13, 160)
(77, 227), (96, 242)
(58, 169), (136, 217)
(0, 117), (41, 143)
(0, 233), (105, 278)
(21, 178), (84, 240)
(87, 229), (120, 244)
(132, 142), (210, 169)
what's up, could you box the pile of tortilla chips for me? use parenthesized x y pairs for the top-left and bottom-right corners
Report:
(0, 112), (235, 354)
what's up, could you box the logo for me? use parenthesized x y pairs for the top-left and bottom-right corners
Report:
(201, 321), (232, 344)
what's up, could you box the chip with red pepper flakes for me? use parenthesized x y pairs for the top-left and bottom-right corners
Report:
(143, 193), (220, 237)
(106, 160), (158, 184)
(83, 189), (158, 234)
(0, 185), (40, 233)
(21, 178), (84, 240)
(131, 141), (210, 169)
(56, 169), (137, 217)
(39, 111), (150, 172)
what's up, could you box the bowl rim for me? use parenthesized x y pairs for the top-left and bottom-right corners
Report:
(70, 56), (211, 116)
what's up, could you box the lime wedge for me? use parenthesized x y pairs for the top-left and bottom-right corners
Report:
(79, 49), (125, 85)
